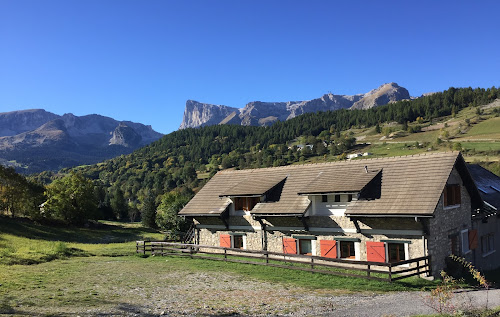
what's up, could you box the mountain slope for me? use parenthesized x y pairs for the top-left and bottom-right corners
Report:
(179, 83), (409, 129)
(0, 110), (163, 173)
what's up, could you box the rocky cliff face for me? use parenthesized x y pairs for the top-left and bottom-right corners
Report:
(179, 100), (239, 129)
(179, 83), (410, 129)
(0, 109), (163, 173)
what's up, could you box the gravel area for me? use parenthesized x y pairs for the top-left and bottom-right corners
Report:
(77, 271), (500, 317)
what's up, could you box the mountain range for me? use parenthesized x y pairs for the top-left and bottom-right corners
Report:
(0, 109), (163, 173)
(180, 82), (411, 129)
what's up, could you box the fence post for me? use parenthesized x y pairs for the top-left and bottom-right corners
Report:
(143, 241), (146, 256)
(224, 248), (227, 261)
(367, 264), (371, 278)
(265, 252), (269, 264)
(311, 257), (314, 271)
(388, 265), (392, 283)
(136, 241), (139, 254)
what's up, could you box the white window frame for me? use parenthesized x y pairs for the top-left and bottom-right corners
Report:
(461, 229), (471, 255)
(384, 241), (410, 267)
(231, 234), (246, 249)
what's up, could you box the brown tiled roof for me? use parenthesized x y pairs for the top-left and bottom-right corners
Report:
(179, 152), (466, 216)
(220, 174), (287, 197)
(298, 168), (381, 194)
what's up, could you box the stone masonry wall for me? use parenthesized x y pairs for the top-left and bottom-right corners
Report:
(428, 167), (472, 276)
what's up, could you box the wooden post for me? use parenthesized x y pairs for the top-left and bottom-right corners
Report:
(143, 241), (146, 256)
(388, 265), (392, 283)
(224, 248), (227, 261)
(367, 264), (371, 278)
(136, 241), (139, 254)
(265, 252), (269, 264)
(311, 257), (314, 271)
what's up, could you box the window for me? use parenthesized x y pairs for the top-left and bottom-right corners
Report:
(339, 241), (355, 259)
(347, 194), (353, 202)
(461, 230), (470, 254)
(444, 184), (461, 207)
(322, 195), (328, 202)
(220, 234), (245, 249)
(233, 235), (244, 249)
(298, 239), (312, 255)
(481, 234), (495, 256)
(334, 195), (340, 202)
(234, 197), (260, 211)
(387, 243), (405, 263)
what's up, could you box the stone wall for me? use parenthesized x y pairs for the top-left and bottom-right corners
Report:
(428, 167), (472, 276)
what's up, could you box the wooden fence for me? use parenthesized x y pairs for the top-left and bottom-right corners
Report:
(136, 241), (430, 283)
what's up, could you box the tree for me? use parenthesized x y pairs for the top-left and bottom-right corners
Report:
(44, 173), (97, 225)
(110, 186), (128, 220)
(155, 192), (191, 238)
(141, 189), (157, 228)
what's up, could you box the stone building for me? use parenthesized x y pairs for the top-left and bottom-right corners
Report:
(179, 152), (498, 277)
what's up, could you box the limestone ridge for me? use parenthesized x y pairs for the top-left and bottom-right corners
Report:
(0, 109), (163, 173)
(179, 83), (411, 129)
(179, 100), (239, 129)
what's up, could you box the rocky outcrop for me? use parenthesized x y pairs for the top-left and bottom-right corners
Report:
(179, 100), (239, 129)
(350, 83), (410, 110)
(109, 123), (142, 147)
(179, 83), (410, 129)
(0, 109), (163, 173)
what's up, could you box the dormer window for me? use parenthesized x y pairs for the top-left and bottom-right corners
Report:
(234, 197), (260, 211)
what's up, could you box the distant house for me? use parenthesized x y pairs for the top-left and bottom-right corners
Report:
(179, 152), (498, 277)
(347, 153), (362, 159)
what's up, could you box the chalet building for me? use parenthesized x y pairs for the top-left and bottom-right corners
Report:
(179, 152), (499, 277)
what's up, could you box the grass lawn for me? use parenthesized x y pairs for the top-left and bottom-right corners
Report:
(0, 216), (164, 265)
(461, 117), (500, 139)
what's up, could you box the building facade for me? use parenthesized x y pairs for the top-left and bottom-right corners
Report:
(179, 152), (498, 277)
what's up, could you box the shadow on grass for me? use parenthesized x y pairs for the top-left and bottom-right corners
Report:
(0, 215), (159, 244)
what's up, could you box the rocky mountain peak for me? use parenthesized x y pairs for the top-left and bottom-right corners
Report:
(179, 83), (411, 129)
(350, 83), (410, 110)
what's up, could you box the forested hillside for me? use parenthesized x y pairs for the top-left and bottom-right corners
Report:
(26, 86), (500, 224)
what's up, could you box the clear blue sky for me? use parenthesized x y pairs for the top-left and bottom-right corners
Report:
(1, 1), (499, 134)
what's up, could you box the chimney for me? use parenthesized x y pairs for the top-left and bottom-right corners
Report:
(364, 166), (368, 173)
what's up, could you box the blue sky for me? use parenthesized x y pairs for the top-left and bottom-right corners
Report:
(1, 1), (499, 134)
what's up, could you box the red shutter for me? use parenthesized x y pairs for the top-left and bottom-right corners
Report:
(220, 234), (231, 248)
(320, 240), (337, 258)
(469, 229), (478, 250)
(282, 237), (297, 254)
(367, 241), (386, 263)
